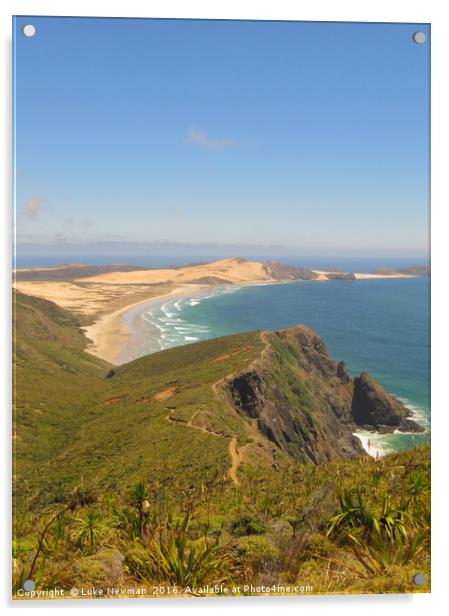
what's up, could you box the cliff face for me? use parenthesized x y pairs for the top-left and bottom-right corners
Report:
(14, 289), (425, 510)
(224, 326), (424, 464)
(324, 272), (356, 281)
(262, 261), (318, 281)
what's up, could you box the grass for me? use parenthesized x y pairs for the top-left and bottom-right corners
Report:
(12, 291), (431, 596)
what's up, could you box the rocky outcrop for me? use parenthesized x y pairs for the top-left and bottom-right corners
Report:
(351, 372), (424, 433)
(337, 361), (351, 384)
(224, 325), (425, 464)
(325, 272), (356, 281)
(262, 262), (319, 281)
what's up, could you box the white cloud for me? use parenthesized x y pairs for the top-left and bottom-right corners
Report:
(23, 196), (45, 220)
(186, 127), (236, 150)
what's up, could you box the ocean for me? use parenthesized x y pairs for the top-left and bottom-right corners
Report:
(15, 254), (427, 273)
(127, 276), (430, 456)
(15, 255), (430, 455)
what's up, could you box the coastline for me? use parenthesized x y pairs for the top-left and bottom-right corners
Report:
(81, 273), (420, 366)
(312, 270), (416, 280)
(81, 278), (305, 365)
(353, 273), (415, 280)
(83, 284), (207, 365)
(354, 400), (430, 459)
(353, 432), (387, 458)
(69, 273), (430, 458)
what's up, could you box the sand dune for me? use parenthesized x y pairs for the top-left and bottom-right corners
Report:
(13, 259), (285, 322)
(74, 258), (278, 285)
(13, 280), (178, 320)
(14, 258), (416, 322)
(13, 257), (418, 364)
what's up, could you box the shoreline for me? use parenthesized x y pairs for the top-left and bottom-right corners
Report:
(312, 270), (416, 280)
(81, 273), (421, 366)
(82, 278), (305, 365)
(354, 401), (429, 459)
(353, 432), (388, 458)
(96, 278), (319, 364)
(83, 284), (208, 365)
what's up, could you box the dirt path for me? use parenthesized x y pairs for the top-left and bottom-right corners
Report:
(165, 408), (242, 486)
(228, 438), (241, 486)
(164, 332), (272, 487)
(165, 408), (224, 439)
(211, 332), (273, 484)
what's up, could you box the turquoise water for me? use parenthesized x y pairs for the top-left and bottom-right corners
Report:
(15, 254), (430, 454)
(136, 277), (430, 455)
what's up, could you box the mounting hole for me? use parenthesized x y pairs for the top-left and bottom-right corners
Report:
(22, 579), (36, 591)
(413, 573), (426, 586)
(412, 31), (426, 44)
(22, 24), (36, 38)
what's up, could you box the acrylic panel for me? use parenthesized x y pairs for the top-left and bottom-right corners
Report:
(12, 16), (430, 600)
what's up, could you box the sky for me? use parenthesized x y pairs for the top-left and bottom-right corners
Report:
(14, 17), (430, 257)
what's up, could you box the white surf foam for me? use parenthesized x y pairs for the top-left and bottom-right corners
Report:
(353, 432), (389, 458)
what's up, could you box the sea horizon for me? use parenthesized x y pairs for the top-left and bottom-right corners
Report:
(113, 274), (430, 458)
(13, 253), (430, 274)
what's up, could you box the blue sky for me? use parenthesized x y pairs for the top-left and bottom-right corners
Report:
(14, 17), (430, 257)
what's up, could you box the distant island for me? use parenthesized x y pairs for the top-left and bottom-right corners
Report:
(373, 265), (430, 277)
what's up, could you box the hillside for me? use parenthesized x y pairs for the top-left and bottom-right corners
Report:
(14, 290), (424, 505)
(374, 265), (430, 277)
(71, 257), (319, 285)
(14, 263), (152, 281)
(13, 291), (430, 596)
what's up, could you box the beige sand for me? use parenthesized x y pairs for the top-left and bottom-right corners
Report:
(82, 284), (205, 364)
(353, 273), (415, 279)
(13, 259), (282, 322)
(14, 258), (417, 366)
(73, 258), (279, 285)
(13, 280), (177, 319)
(312, 270), (415, 280)
(14, 261), (416, 322)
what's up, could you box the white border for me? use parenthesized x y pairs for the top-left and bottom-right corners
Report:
(1, 1), (447, 614)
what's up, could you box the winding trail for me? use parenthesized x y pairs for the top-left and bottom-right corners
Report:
(164, 332), (273, 487)
(165, 408), (241, 486)
(228, 438), (239, 485)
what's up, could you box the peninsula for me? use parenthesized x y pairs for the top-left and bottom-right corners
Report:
(13, 257), (423, 364)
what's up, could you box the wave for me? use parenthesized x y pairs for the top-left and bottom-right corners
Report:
(353, 432), (389, 458)
(134, 285), (244, 354)
(354, 392), (430, 458)
(397, 397), (430, 427)
(138, 305), (215, 351)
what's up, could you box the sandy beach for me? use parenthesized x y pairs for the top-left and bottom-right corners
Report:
(353, 272), (416, 280)
(13, 257), (420, 366)
(83, 272), (417, 366)
(82, 284), (207, 365)
(312, 270), (415, 280)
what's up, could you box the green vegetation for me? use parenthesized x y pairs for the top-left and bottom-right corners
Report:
(12, 291), (430, 597)
(13, 263), (151, 281)
(326, 469), (430, 576)
(230, 516), (267, 537)
(374, 265), (430, 277)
